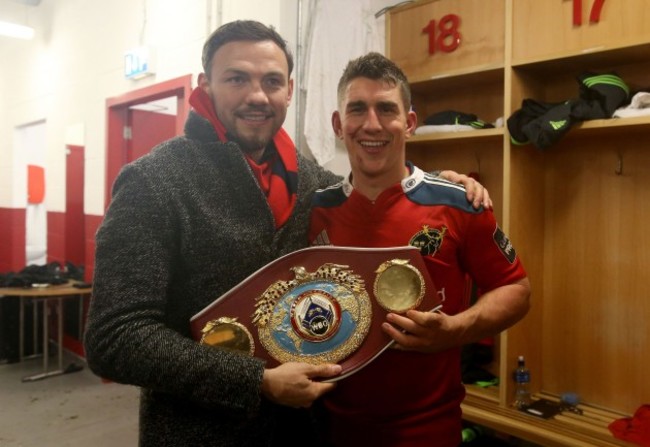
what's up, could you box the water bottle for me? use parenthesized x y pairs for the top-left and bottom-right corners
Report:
(513, 355), (531, 409)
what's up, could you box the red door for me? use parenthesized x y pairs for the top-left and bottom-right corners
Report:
(128, 108), (177, 163)
(105, 74), (192, 208)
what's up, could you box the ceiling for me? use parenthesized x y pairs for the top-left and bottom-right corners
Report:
(7, 0), (41, 5)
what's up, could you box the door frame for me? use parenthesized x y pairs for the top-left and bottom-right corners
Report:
(105, 74), (192, 209)
(65, 144), (85, 266)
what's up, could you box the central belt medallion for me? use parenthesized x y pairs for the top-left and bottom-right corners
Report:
(291, 289), (342, 342)
(253, 264), (372, 365)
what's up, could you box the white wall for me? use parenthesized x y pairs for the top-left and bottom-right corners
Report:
(0, 0), (300, 216)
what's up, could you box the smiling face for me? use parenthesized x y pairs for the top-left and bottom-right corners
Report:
(332, 77), (417, 192)
(199, 40), (293, 160)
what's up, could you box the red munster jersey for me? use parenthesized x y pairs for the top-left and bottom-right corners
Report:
(309, 163), (527, 447)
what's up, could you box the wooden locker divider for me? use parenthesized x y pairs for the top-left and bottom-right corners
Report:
(387, 1), (650, 445)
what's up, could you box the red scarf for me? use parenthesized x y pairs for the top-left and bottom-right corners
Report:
(189, 87), (297, 228)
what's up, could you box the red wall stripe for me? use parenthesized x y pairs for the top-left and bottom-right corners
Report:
(47, 211), (66, 266)
(0, 207), (26, 272)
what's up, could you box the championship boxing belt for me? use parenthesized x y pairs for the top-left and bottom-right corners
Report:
(190, 245), (441, 381)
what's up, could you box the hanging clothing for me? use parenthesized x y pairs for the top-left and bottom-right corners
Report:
(302, 0), (383, 166)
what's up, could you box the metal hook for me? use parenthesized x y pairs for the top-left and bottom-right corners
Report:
(375, 1), (415, 18)
(615, 152), (623, 176)
(466, 154), (481, 182)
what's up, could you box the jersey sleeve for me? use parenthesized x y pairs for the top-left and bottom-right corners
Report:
(460, 209), (527, 292)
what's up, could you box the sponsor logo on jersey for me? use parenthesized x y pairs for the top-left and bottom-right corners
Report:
(409, 225), (447, 256)
(312, 229), (331, 246)
(493, 226), (516, 263)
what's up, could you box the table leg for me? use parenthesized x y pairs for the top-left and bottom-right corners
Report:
(43, 299), (49, 373)
(78, 295), (84, 338)
(19, 298), (24, 362)
(57, 297), (63, 371)
(21, 295), (85, 382)
(32, 300), (37, 356)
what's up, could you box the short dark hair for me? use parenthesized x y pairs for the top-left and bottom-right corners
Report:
(337, 52), (411, 111)
(202, 20), (294, 79)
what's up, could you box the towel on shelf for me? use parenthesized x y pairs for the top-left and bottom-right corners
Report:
(609, 404), (650, 447)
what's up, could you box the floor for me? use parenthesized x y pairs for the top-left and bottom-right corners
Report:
(0, 351), (139, 447)
(0, 349), (542, 447)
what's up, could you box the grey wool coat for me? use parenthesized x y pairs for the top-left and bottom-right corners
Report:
(84, 111), (340, 447)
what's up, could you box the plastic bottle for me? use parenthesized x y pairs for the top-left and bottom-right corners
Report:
(513, 355), (531, 409)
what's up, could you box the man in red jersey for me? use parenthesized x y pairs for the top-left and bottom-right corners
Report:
(309, 52), (531, 447)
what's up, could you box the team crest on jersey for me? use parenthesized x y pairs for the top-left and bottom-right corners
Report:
(494, 226), (516, 263)
(409, 225), (447, 256)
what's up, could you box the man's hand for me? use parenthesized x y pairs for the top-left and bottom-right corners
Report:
(381, 310), (459, 353)
(382, 279), (531, 353)
(438, 170), (492, 209)
(261, 362), (342, 408)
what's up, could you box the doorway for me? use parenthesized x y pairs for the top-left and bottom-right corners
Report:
(105, 74), (192, 208)
(16, 120), (47, 266)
